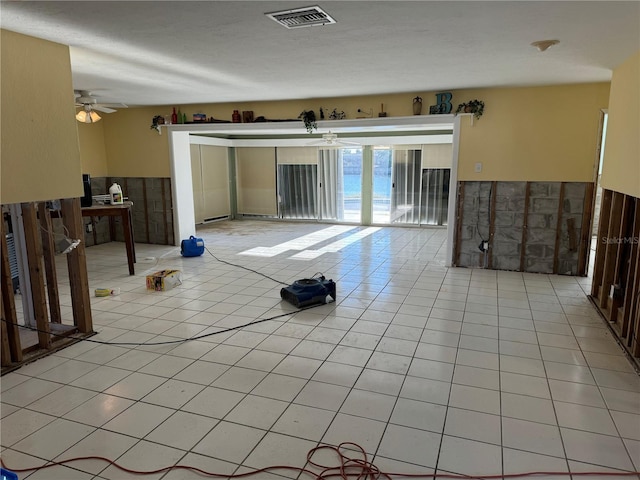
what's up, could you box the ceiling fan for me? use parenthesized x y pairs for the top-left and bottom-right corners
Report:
(307, 131), (360, 147)
(74, 90), (127, 123)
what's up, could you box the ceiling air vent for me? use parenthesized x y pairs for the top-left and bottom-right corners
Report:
(266, 5), (336, 29)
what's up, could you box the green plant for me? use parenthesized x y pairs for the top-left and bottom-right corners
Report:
(150, 115), (164, 133)
(299, 110), (317, 133)
(455, 99), (485, 119)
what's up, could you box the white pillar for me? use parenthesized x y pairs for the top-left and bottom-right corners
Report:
(168, 130), (196, 244)
(446, 116), (462, 267)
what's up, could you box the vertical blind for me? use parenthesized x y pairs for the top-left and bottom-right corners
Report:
(277, 164), (317, 219)
(318, 149), (345, 221)
(390, 149), (422, 224)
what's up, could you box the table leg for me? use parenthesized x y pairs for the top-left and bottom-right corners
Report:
(121, 210), (135, 275)
(127, 208), (136, 262)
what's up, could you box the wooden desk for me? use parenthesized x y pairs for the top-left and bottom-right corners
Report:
(82, 202), (136, 275)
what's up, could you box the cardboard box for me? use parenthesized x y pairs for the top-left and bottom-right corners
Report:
(146, 269), (182, 291)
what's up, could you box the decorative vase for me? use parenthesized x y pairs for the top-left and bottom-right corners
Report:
(412, 96), (422, 115)
(464, 105), (473, 113)
(232, 110), (241, 123)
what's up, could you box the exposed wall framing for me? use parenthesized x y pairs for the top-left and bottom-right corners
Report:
(85, 177), (174, 246)
(591, 189), (640, 359)
(453, 181), (593, 276)
(454, 181), (593, 276)
(1, 199), (94, 372)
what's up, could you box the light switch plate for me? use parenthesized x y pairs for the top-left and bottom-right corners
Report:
(474, 162), (482, 173)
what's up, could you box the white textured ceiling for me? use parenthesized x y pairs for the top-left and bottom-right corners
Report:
(1, 1), (638, 106)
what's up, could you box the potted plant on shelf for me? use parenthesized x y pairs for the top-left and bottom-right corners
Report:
(299, 110), (317, 133)
(150, 115), (164, 133)
(455, 99), (485, 119)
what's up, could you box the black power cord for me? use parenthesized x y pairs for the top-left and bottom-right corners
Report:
(204, 246), (289, 286)
(0, 303), (324, 347)
(2, 246), (328, 347)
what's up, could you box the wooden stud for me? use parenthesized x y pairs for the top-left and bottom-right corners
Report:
(123, 178), (130, 244)
(142, 178), (151, 244)
(610, 196), (633, 322)
(453, 182), (465, 266)
(629, 245), (640, 334)
(1, 304), (11, 366)
(106, 178), (116, 241)
(60, 198), (93, 334)
(578, 183), (595, 277)
(0, 219), (22, 362)
(553, 182), (566, 274)
(567, 218), (577, 252)
(162, 178), (169, 245)
(621, 199), (640, 338)
(633, 291), (640, 357)
(487, 181), (497, 269)
(21, 202), (51, 349)
(592, 189), (613, 297)
(91, 216), (98, 245)
(600, 192), (625, 310)
(519, 182), (531, 272)
(37, 202), (62, 324)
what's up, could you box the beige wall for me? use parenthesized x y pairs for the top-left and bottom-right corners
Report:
(89, 84), (609, 185)
(77, 121), (108, 177)
(236, 147), (277, 215)
(457, 83), (610, 181)
(101, 107), (171, 177)
(601, 51), (640, 198)
(1, 30), (82, 203)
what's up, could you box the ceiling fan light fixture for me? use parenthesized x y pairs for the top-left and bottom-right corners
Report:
(76, 106), (101, 123)
(322, 132), (339, 144)
(531, 39), (559, 52)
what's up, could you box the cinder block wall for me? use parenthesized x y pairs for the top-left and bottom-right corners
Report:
(455, 181), (590, 275)
(84, 177), (174, 246)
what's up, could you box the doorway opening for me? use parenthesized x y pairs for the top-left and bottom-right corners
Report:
(589, 111), (609, 274)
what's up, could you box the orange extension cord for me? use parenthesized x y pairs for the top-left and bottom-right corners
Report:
(1, 442), (639, 479)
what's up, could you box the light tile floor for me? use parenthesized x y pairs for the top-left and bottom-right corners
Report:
(1, 221), (639, 479)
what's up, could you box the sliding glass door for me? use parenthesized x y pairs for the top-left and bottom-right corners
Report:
(277, 147), (317, 219)
(372, 146), (422, 224)
(267, 143), (451, 226)
(420, 168), (450, 225)
(391, 148), (422, 224)
(318, 148), (362, 223)
(276, 146), (362, 222)
(370, 145), (452, 226)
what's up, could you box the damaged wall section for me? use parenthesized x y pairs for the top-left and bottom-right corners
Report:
(83, 177), (174, 247)
(455, 181), (592, 275)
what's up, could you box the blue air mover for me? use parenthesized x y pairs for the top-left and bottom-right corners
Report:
(280, 276), (336, 308)
(1, 468), (18, 480)
(181, 236), (205, 257)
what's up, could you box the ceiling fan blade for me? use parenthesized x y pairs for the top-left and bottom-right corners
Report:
(306, 130), (361, 147)
(97, 103), (128, 109)
(92, 105), (117, 114)
(307, 140), (360, 147)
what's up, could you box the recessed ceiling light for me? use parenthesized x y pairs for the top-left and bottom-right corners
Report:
(531, 39), (560, 52)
